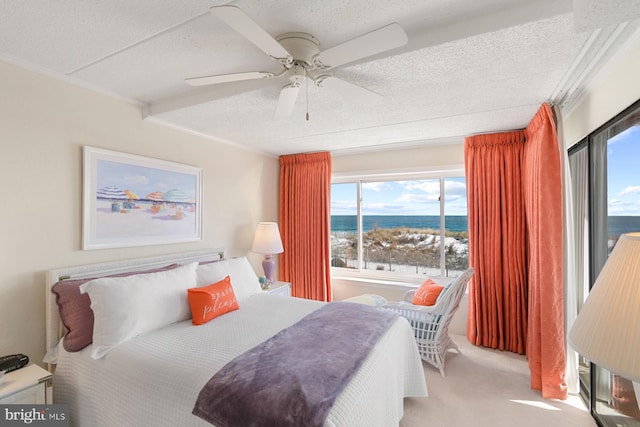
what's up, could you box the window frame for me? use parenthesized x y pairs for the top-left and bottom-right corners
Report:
(331, 164), (466, 283)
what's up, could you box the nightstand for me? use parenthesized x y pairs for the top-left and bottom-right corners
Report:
(0, 364), (53, 404)
(266, 281), (292, 297)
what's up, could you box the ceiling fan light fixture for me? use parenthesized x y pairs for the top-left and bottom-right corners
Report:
(288, 61), (307, 84)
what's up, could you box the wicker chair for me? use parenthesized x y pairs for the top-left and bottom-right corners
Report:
(382, 268), (474, 376)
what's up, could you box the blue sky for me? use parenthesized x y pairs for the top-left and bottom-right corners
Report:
(607, 125), (640, 216)
(331, 177), (468, 216)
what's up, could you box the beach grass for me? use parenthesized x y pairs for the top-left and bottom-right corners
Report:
(331, 226), (469, 275)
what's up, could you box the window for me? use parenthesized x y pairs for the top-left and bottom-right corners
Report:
(330, 173), (469, 280)
(569, 99), (640, 426)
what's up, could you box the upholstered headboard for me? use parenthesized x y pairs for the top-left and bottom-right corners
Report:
(45, 248), (225, 365)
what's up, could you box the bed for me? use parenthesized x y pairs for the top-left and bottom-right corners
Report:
(45, 249), (428, 427)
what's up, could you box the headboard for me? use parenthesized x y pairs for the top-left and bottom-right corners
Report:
(45, 248), (225, 364)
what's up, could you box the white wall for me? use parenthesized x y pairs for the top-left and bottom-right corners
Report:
(563, 34), (640, 146)
(332, 142), (464, 174)
(0, 61), (279, 365)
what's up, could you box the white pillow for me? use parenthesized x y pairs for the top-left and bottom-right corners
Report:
(196, 256), (262, 301)
(80, 262), (198, 359)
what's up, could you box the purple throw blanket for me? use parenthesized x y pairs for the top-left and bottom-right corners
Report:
(192, 301), (399, 427)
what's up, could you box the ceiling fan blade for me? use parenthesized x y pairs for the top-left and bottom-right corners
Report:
(185, 71), (277, 86)
(314, 75), (382, 103)
(148, 78), (278, 116)
(315, 23), (407, 69)
(210, 5), (292, 63)
(274, 83), (301, 117)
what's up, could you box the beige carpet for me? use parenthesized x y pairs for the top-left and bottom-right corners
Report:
(400, 334), (596, 427)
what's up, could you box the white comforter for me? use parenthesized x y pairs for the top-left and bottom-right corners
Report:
(54, 293), (427, 427)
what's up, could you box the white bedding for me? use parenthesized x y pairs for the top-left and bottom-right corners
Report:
(54, 293), (428, 427)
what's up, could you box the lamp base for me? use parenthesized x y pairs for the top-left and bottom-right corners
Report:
(262, 254), (276, 283)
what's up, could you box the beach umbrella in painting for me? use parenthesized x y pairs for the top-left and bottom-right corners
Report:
(163, 189), (191, 202)
(97, 186), (128, 200)
(146, 191), (164, 201)
(124, 189), (139, 199)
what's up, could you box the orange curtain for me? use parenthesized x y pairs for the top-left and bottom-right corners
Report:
(465, 103), (567, 399)
(523, 103), (567, 399)
(279, 152), (332, 301)
(465, 131), (528, 354)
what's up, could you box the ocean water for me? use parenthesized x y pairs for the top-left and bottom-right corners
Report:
(608, 216), (640, 236)
(331, 215), (468, 233)
(330, 215), (640, 235)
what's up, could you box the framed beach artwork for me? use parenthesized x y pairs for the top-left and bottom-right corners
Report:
(83, 146), (202, 250)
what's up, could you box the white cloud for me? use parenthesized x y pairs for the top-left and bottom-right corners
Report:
(398, 180), (467, 204)
(361, 202), (407, 214)
(445, 180), (467, 196)
(331, 199), (357, 214)
(619, 186), (640, 196)
(608, 198), (640, 215)
(608, 125), (640, 146)
(362, 182), (391, 192)
(397, 193), (440, 203)
(399, 181), (440, 206)
(403, 180), (440, 195)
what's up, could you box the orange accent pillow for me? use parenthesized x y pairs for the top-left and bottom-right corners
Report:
(412, 279), (444, 306)
(188, 276), (239, 325)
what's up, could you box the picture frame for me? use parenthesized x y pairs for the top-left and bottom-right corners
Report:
(83, 146), (202, 250)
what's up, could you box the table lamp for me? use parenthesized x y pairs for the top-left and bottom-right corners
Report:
(251, 222), (284, 284)
(569, 232), (640, 407)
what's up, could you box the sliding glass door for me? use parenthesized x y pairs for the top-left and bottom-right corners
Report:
(570, 99), (640, 426)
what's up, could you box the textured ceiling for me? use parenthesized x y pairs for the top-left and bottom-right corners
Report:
(1, 0), (639, 156)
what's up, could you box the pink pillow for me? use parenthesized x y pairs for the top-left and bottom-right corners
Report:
(51, 264), (179, 352)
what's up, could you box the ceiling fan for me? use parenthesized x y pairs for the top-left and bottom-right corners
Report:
(185, 5), (408, 117)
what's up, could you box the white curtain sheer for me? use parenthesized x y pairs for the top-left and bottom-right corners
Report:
(557, 104), (579, 395)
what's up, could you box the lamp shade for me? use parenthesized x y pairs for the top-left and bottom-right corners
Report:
(251, 222), (284, 255)
(569, 232), (640, 383)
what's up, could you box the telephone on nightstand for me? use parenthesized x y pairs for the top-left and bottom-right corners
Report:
(0, 354), (29, 374)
